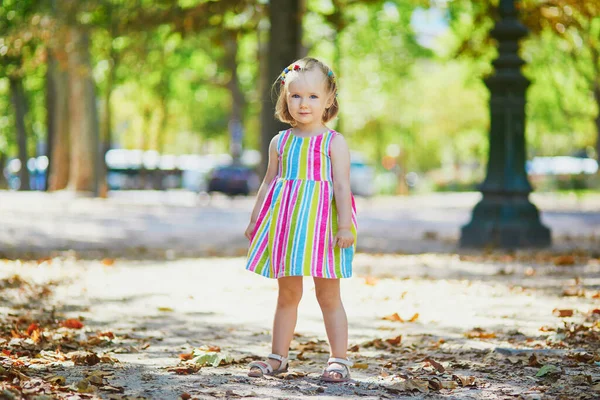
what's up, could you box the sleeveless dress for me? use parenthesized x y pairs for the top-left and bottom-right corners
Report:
(246, 129), (357, 279)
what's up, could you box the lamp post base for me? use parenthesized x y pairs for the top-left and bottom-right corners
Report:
(460, 193), (551, 249)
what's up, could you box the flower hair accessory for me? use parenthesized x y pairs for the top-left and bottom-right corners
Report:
(280, 64), (301, 85)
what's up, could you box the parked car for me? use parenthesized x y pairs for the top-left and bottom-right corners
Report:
(207, 164), (260, 196)
(350, 161), (376, 197)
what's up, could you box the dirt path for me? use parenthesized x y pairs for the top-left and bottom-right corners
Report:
(2, 253), (599, 399)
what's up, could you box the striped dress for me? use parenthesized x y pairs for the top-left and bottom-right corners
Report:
(246, 129), (357, 279)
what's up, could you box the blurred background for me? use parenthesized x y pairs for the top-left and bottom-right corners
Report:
(0, 0), (598, 198)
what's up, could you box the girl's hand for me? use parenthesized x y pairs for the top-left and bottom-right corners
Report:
(335, 228), (354, 248)
(245, 221), (257, 240)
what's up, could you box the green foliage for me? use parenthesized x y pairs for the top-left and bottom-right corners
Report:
(0, 0), (598, 183)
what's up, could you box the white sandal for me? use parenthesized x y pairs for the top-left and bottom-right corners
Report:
(321, 357), (353, 382)
(247, 353), (289, 377)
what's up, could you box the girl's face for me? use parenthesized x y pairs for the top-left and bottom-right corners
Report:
(286, 69), (333, 131)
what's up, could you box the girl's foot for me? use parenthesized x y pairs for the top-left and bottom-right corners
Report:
(247, 354), (288, 377)
(321, 357), (353, 382)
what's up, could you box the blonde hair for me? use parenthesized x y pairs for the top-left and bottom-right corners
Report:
(273, 57), (339, 126)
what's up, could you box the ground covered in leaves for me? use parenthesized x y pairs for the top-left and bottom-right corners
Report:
(1, 252), (599, 399)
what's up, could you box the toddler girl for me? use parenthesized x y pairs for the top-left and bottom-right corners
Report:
(245, 57), (357, 382)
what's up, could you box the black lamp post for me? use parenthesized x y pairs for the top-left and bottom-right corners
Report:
(460, 0), (551, 248)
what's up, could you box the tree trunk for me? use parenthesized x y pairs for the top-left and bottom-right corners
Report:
(224, 32), (246, 162)
(99, 49), (117, 198)
(9, 76), (30, 191)
(67, 26), (100, 195)
(0, 152), (7, 189)
(47, 48), (71, 191)
(594, 82), (600, 162)
(259, 0), (302, 175)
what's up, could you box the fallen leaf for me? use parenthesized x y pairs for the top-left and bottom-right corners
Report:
(101, 385), (125, 393)
(158, 307), (174, 312)
(552, 309), (574, 318)
(167, 364), (201, 375)
(441, 380), (458, 389)
(553, 255), (575, 266)
(179, 353), (193, 361)
(61, 319), (84, 329)
(465, 328), (496, 339)
(382, 313), (403, 322)
(101, 258), (115, 266)
(26, 323), (40, 336)
(45, 375), (66, 385)
(68, 351), (100, 366)
(408, 313), (419, 322)
(281, 371), (308, 380)
(405, 378), (429, 393)
(181, 394), (192, 400)
(424, 358), (445, 373)
(385, 335), (402, 346)
(348, 344), (360, 352)
(364, 276), (378, 286)
(75, 379), (96, 394)
(453, 375), (476, 387)
(535, 364), (560, 377)
(353, 362), (369, 369)
(529, 354), (542, 367)
(197, 345), (220, 352)
(191, 349), (232, 367)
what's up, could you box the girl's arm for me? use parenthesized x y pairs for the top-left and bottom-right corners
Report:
(330, 134), (354, 248)
(245, 135), (280, 239)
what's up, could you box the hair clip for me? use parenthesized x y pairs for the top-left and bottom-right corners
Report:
(293, 64), (301, 71)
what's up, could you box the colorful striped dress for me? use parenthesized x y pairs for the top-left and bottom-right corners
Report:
(246, 129), (357, 279)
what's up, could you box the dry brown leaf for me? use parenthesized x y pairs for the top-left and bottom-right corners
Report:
(385, 335), (402, 346)
(181, 394), (192, 400)
(179, 353), (193, 361)
(554, 255), (575, 266)
(382, 313), (404, 322)
(364, 276), (378, 286)
(440, 380), (458, 389)
(529, 354), (542, 367)
(281, 371), (308, 380)
(465, 328), (496, 339)
(453, 375), (476, 387)
(348, 344), (360, 352)
(61, 319), (84, 329)
(552, 308), (574, 318)
(102, 258), (116, 266)
(75, 379), (96, 394)
(69, 351), (100, 366)
(101, 385), (125, 393)
(408, 313), (419, 322)
(167, 364), (201, 375)
(424, 358), (445, 373)
(353, 362), (369, 369)
(405, 378), (429, 393)
(46, 375), (66, 385)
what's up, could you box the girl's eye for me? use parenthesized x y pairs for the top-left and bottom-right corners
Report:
(310, 95), (318, 99)
(292, 94), (300, 98)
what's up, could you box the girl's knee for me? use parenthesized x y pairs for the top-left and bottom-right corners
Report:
(315, 289), (341, 310)
(278, 286), (303, 307)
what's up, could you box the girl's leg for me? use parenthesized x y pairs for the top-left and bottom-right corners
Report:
(314, 277), (348, 379)
(250, 276), (303, 374)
